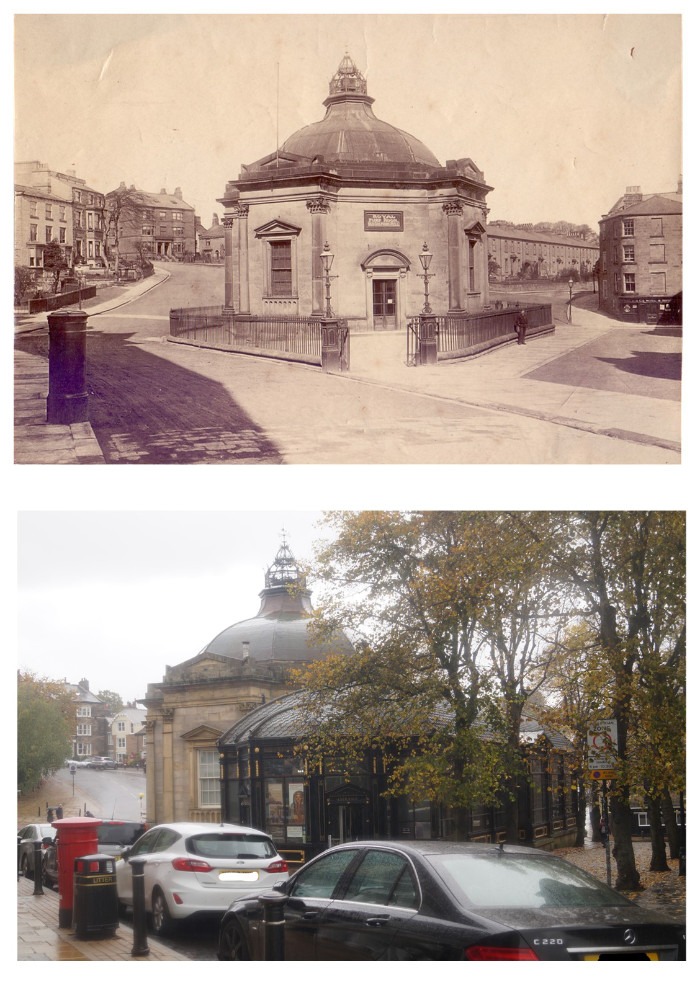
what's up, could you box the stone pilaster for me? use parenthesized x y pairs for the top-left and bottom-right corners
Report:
(443, 199), (465, 311)
(234, 204), (250, 314)
(306, 197), (331, 315)
(223, 216), (235, 311)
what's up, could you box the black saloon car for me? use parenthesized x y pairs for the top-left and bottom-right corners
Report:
(217, 840), (685, 961)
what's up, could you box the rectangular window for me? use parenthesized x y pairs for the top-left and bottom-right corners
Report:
(29, 224), (37, 241)
(198, 750), (221, 808)
(270, 240), (293, 296)
(622, 219), (634, 236)
(45, 226), (52, 241)
(77, 706), (92, 717)
(117, 737), (126, 750)
(172, 211), (182, 221)
(95, 243), (101, 258)
(60, 205), (66, 221)
(118, 721), (125, 731)
(649, 243), (666, 263)
(59, 228), (66, 243)
(650, 217), (663, 236)
(30, 200), (38, 217)
(88, 213), (94, 231)
(623, 273), (636, 293)
(77, 723), (92, 736)
(468, 239), (476, 292)
(622, 244), (635, 262)
(650, 272), (667, 294)
(75, 211), (83, 228)
(142, 226), (154, 236)
(45, 204), (53, 219)
(76, 743), (92, 757)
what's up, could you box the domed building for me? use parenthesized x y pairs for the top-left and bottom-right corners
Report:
(142, 538), (352, 825)
(219, 54), (493, 330)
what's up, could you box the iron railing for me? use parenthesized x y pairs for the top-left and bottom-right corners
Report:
(169, 306), (324, 363)
(407, 304), (552, 364)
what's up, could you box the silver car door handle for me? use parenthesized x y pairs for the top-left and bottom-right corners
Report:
(302, 911), (320, 921)
(365, 915), (391, 927)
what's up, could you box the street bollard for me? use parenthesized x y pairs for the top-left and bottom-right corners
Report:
(130, 859), (150, 957)
(261, 892), (286, 960)
(17, 836), (22, 880)
(46, 309), (89, 424)
(32, 841), (44, 896)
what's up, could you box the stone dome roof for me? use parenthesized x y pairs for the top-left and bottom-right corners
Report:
(198, 539), (352, 665)
(279, 54), (440, 167)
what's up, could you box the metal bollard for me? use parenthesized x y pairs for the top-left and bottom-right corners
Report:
(130, 859), (150, 957)
(32, 841), (44, 895)
(46, 309), (89, 424)
(261, 892), (286, 960)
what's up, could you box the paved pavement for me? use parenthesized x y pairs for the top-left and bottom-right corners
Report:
(14, 276), (681, 464)
(17, 872), (188, 961)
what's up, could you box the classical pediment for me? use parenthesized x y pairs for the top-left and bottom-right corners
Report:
(465, 220), (486, 236)
(180, 724), (224, 742)
(254, 219), (302, 238)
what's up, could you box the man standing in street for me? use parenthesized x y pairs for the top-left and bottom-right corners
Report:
(514, 308), (529, 345)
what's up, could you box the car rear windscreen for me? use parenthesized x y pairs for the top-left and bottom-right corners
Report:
(97, 823), (146, 846)
(186, 833), (277, 860)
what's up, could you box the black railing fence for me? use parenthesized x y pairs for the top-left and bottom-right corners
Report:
(407, 304), (553, 364)
(169, 307), (324, 363)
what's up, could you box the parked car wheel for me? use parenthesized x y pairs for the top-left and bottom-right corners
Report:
(151, 888), (174, 936)
(218, 920), (249, 960)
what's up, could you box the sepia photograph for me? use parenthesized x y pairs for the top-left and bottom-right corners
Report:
(13, 10), (683, 465)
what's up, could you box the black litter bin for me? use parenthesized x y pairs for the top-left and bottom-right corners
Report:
(73, 853), (119, 939)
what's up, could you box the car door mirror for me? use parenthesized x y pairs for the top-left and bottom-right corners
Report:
(272, 879), (289, 893)
(121, 847), (132, 861)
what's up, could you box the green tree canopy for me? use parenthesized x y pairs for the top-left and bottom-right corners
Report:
(97, 690), (124, 714)
(18, 672), (74, 793)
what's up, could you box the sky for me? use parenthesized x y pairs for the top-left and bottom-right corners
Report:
(17, 511), (328, 704)
(13, 6), (684, 232)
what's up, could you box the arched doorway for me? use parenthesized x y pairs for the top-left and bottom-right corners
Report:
(361, 250), (412, 331)
(325, 783), (371, 845)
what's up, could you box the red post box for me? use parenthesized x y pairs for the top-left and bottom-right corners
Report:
(51, 817), (101, 927)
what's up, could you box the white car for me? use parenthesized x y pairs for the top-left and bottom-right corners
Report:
(115, 822), (289, 935)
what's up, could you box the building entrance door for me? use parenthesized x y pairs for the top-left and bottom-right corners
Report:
(372, 279), (397, 330)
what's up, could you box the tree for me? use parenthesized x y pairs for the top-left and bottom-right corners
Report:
(519, 512), (685, 889)
(15, 266), (35, 305)
(97, 690), (124, 714)
(297, 512), (569, 842)
(18, 672), (74, 793)
(106, 184), (145, 274)
(42, 239), (67, 293)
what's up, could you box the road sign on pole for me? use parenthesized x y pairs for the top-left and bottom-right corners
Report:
(587, 719), (618, 779)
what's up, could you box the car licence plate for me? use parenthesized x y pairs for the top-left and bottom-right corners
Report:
(219, 870), (260, 882)
(583, 952), (659, 961)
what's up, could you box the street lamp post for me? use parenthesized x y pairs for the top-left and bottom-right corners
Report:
(568, 277), (574, 323)
(320, 242), (336, 318)
(418, 242), (434, 314)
